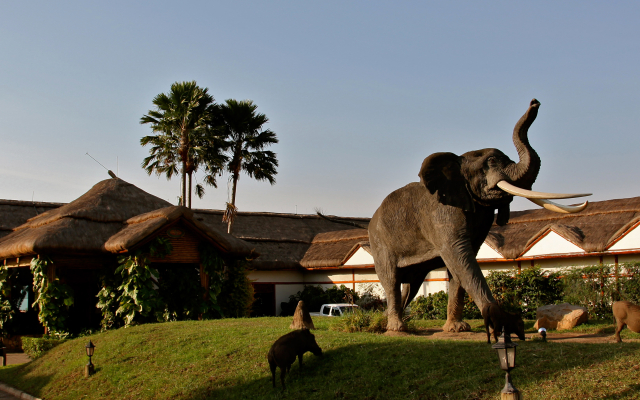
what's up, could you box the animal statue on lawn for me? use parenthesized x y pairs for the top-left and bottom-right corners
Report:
(290, 300), (315, 330)
(612, 300), (640, 343)
(482, 303), (526, 344)
(369, 99), (591, 331)
(267, 329), (323, 391)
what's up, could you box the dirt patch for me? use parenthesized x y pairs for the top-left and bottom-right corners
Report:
(408, 328), (639, 344)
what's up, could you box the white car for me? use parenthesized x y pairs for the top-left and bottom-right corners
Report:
(310, 303), (359, 317)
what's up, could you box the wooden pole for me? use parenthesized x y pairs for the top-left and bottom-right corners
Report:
(500, 372), (522, 399)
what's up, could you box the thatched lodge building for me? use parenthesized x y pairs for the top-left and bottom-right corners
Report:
(0, 178), (256, 334)
(3, 178), (640, 320)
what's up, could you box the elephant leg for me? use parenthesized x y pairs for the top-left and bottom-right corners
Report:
(436, 227), (495, 322)
(374, 246), (405, 331)
(442, 273), (471, 332)
(381, 277), (405, 331)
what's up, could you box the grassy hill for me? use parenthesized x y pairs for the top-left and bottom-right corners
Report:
(1, 317), (640, 399)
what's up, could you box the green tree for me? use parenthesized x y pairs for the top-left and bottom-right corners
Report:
(140, 81), (218, 208)
(218, 99), (278, 233)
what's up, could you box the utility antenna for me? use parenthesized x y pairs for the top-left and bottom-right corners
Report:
(86, 152), (117, 178)
(32, 191), (39, 215)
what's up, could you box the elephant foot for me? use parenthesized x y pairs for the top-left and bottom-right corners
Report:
(442, 319), (471, 333)
(386, 316), (407, 332)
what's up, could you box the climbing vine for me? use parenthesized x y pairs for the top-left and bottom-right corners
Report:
(0, 265), (14, 336)
(97, 238), (254, 329)
(30, 256), (74, 333)
(218, 259), (255, 318)
(97, 238), (173, 328)
(199, 244), (226, 318)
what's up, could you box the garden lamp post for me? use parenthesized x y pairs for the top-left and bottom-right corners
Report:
(84, 340), (95, 377)
(492, 333), (521, 400)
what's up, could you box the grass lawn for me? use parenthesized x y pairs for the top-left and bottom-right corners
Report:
(1, 317), (639, 399)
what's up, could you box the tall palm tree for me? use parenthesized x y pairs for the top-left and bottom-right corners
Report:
(219, 99), (279, 233)
(140, 81), (216, 207)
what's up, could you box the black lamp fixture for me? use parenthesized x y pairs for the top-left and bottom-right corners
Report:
(491, 333), (521, 399)
(84, 340), (95, 377)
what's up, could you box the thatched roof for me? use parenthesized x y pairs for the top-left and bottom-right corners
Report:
(300, 229), (369, 268)
(0, 179), (255, 260)
(275, 197), (640, 267)
(191, 210), (370, 270)
(0, 200), (63, 239)
(490, 197), (640, 259)
(4, 183), (640, 268)
(106, 206), (256, 257)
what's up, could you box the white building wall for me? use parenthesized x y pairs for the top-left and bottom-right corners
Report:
(477, 243), (503, 259)
(522, 231), (584, 257)
(344, 248), (374, 265)
(609, 224), (640, 251)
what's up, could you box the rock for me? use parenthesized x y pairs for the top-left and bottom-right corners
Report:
(290, 300), (315, 330)
(535, 303), (588, 330)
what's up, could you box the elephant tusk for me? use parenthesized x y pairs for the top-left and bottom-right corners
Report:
(527, 198), (589, 214)
(496, 181), (591, 199)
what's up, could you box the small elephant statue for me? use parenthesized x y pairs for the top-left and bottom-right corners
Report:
(369, 99), (590, 331)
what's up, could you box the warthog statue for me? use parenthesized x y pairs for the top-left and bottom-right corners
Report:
(482, 302), (526, 344)
(267, 329), (322, 390)
(613, 300), (640, 343)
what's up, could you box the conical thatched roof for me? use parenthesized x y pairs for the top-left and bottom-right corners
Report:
(0, 178), (255, 259)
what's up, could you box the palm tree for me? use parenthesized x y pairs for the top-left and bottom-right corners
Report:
(218, 99), (278, 233)
(140, 81), (216, 208)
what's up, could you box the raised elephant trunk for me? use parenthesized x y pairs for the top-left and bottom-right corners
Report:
(498, 98), (591, 214)
(503, 98), (541, 190)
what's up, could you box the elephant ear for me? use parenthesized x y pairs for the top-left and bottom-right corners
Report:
(419, 152), (472, 212)
(496, 204), (510, 226)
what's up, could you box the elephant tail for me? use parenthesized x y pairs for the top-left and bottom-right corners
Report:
(315, 209), (369, 229)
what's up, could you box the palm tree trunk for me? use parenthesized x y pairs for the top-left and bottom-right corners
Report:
(228, 171), (240, 234)
(188, 172), (192, 208)
(181, 163), (187, 207)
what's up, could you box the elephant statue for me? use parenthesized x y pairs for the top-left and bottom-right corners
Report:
(368, 99), (590, 332)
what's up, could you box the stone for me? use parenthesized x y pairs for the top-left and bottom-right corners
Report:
(290, 300), (315, 330)
(535, 303), (588, 330)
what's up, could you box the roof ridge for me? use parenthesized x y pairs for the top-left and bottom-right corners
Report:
(507, 208), (640, 225)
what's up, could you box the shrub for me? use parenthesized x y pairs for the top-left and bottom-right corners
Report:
(409, 291), (481, 320)
(355, 283), (386, 311)
(620, 262), (640, 304)
(561, 265), (615, 320)
(330, 308), (387, 333)
(486, 266), (563, 319)
(409, 292), (448, 320)
(21, 337), (65, 359)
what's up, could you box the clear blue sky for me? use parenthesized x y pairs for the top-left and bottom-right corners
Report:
(1, 2), (638, 217)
